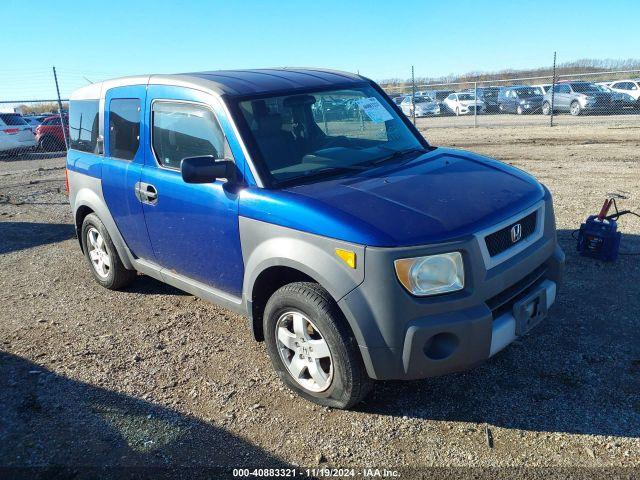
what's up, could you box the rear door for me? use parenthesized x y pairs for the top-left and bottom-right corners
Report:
(553, 84), (569, 110)
(101, 85), (155, 261)
(139, 85), (244, 297)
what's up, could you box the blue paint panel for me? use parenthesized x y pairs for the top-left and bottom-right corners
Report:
(239, 148), (544, 247)
(239, 188), (395, 246)
(66, 149), (102, 178)
(140, 84), (244, 296)
(102, 85), (156, 261)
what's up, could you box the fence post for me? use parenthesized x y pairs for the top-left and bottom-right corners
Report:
(53, 66), (69, 149)
(411, 65), (416, 126)
(474, 81), (478, 128)
(550, 52), (557, 127)
(411, 65), (416, 127)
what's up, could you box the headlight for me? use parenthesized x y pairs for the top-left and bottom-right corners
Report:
(394, 252), (464, 296)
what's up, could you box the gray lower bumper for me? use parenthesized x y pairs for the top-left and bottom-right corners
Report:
(340, 237), (565, 381)
(489, 279), (556, 356)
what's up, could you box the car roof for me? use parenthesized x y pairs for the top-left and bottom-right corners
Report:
(71, 68), (368, 100)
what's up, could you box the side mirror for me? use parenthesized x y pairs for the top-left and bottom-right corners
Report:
(180, 156), (235, 184)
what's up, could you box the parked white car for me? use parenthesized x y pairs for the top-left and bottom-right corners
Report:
(0, 113), (36, 154)
(443, 92), (484, 115)
(532, 84), (551, 95)
(608, 79), (640, 104)
(400, 95), (440, 117)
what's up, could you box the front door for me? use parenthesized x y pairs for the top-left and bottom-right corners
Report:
(140, 86), (244, 297)
(101, 86), (155, 260)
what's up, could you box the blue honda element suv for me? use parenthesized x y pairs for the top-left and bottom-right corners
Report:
(66, 68), (564, 408)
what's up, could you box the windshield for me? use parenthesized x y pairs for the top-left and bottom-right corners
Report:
(238, 85), (425, 186)
(435, 91), (452, 100)
(571, 83), (599, 93)
(457, 93), (476, 101)
(480, 88), (499, 98)
(414, 96), (433, 103)
(514, 88), (540, 97)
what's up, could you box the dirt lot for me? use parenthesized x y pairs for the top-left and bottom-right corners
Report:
(1, 120), (639, 477)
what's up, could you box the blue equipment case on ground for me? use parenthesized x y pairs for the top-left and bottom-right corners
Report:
(576, 215), (621, 262)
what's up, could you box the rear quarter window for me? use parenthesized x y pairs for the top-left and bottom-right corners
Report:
(69, 100), (100, 153)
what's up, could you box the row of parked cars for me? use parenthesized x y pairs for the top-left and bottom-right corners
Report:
(392, 78), (640, 117)
(0, 112), (67, 155)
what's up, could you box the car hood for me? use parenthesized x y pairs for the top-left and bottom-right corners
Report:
(415, 102), (437, 109)
(264, 148), (545, 247)
(458, 99), (484, 106)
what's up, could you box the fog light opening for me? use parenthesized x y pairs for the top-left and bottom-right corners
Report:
(423, 332), (459, 360)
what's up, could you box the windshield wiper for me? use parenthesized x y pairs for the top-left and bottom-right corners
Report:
(369, 147), (428, 166)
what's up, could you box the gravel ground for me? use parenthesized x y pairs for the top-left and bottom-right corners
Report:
(1, 120), (639, 477)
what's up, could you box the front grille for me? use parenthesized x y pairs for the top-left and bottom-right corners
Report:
(485, 211), (537, 257)
(486, 265), (547, 319)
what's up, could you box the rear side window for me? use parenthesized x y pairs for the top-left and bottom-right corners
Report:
(109, 99), (140, 160)
(69, 100), (99, 153)
(151, 101), (231, 170)
(0, 114), (27, 126)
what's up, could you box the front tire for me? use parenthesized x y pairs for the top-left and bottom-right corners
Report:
(542, 102), (552, 115)
(263, 282), (373, 409)
(81, 213), (137, 290)
(517, 105), (524, 115)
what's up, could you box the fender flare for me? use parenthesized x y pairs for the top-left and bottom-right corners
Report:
(73, 186), (135, 270)
(243, 235), (364, 305)
(241, 230), (367, 343)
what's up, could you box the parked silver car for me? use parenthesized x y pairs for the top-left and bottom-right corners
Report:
(542, 82), (619, 115)
(400, 95), (440, 117)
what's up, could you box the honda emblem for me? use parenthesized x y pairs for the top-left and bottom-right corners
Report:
(511, 223), (522, 243)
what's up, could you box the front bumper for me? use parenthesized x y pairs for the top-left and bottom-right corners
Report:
(338, 194), (565, 381)
(459, 106), (483, 114)
(415, 107), (440, 117)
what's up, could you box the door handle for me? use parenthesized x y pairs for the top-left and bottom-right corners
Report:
(135, 182), (158, 205)
(144, 185), (158, 201)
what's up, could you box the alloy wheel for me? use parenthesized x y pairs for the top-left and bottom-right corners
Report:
(570, 102), (580, 115)
(87, 227), (111, 278)
(275, 310), (333, 392)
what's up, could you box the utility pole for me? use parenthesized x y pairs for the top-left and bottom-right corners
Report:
(53, 66), (69, 149)
(411, 65), (416, 126)
(550, 52), (557, 127)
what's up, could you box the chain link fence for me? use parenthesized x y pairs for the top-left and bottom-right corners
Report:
(1, 65), (640, 162)
(382, 68), (640, 129)
(0, 100), (68, 160)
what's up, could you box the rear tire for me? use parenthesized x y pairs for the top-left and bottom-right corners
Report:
(570, 101), (582, 116)
(81, 213), (137, 290)
(39, 136), (63, 152)
(517, 105), (524, 115)
(263, 282), (373, 409)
